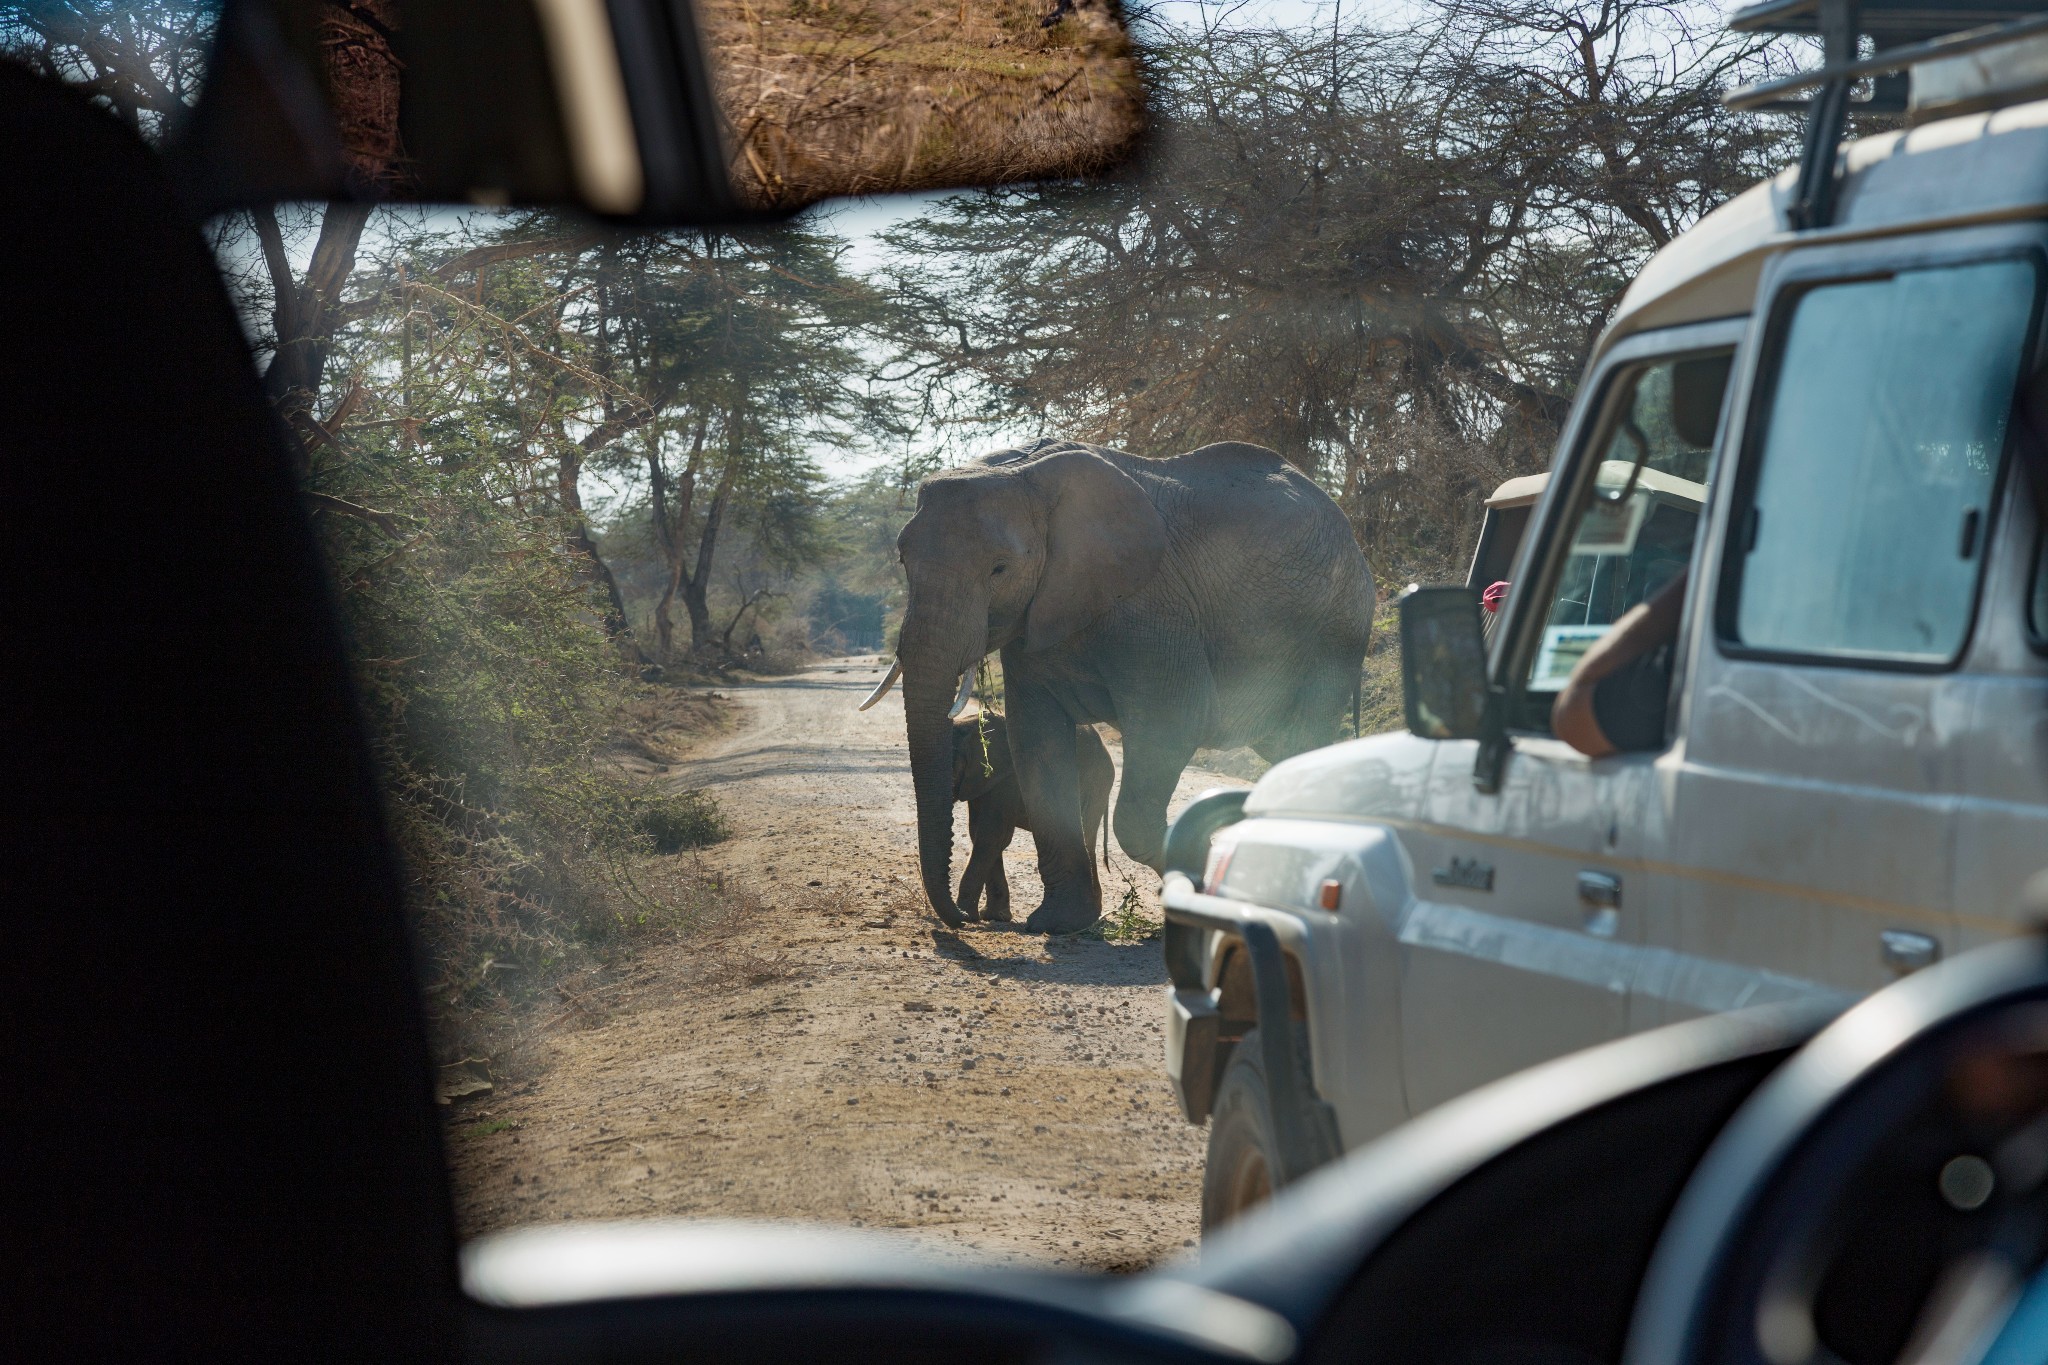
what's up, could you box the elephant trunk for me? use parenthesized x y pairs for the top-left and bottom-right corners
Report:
(904, 671), (965, 927)
(899, 591), (985, 928)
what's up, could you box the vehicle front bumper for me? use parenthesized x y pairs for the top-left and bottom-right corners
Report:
(1160, 874), (1343, 1181)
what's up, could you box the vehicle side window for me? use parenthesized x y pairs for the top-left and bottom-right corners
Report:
(1525, 351), (1731, 695)
(1725, 259), (2039, 666)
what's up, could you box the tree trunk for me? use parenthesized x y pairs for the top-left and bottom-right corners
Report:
(249, 0), (400, 479)
(681, 556), (716, 652)
(652, 413), (707, 660)
(646, 429), (675, 658)
(557, 442), (638, 648)
(254, 202), (374, 481)
(720, 586), (778, 652)
(684, 398), (747, 654)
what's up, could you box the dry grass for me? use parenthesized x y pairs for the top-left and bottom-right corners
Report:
(622, 861), (905, 994)
(475, 859), (807, 1078)
(691, 933), (804, 991)
(605, 685), (731, 776)
(418, 686), (741, 1073)
(701, 0), (1147, 207)
(1355, 587), (1406, 738)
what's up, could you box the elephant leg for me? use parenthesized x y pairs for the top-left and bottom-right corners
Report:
(955, 872), (982, 922)
(1112, 722), (1201, 873)
(1005, 674), (1098, 934)
(984, 850), (1012, 923)
(1076, 726), (1114, 900)
(968, 797), (1017, 923)
(956, 799), (992, 921)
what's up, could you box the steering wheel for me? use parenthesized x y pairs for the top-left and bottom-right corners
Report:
(1625, 936), (2048, 1365)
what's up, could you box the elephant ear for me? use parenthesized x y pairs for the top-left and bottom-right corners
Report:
(1022, 448), (1168, 653)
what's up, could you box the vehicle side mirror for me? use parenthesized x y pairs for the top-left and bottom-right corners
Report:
(1398, 585), (1492, 740)
(173, 0), (737, 220)
(1400, 585), (1510, 791)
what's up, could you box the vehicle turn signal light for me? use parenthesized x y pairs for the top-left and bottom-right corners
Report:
(1318, 880), (1342, 911)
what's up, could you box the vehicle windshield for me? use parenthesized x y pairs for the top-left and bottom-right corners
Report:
(1527, 354), (1726, 694)
(7, 0), (1819, 1269)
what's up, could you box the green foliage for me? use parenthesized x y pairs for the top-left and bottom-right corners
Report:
(637, 789), (730, 854)
(1085, 876), (1158, 944)
(807, 576), (887, 651)
(1354, 592), (1407, 739)
(283, 220), (749, 1049)
(0, 0), (219, 144)
(465, 1118), (521, 1138)
(572, 225), (901, 662)
(317, 411), (653, 1024)
(971, 655), (1004, 776)
(751, 469), (919, 660)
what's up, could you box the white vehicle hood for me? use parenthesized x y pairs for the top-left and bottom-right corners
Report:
(1241, 730), (1438, 825)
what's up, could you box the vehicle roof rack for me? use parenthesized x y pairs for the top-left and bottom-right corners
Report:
(1724, 0), (2048, 229)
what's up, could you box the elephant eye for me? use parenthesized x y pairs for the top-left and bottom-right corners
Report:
(991, 563), (1007, 576)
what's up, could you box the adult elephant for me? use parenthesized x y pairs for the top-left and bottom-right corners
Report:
(863, 437), (1374, 933)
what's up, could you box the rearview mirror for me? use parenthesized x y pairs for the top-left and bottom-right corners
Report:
(1398, 585), (1491, 741)
(169, 0), (1149, 220)
(172, 0), (731, 218)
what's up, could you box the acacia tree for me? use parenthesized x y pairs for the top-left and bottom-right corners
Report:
(1, 0), (419, 502)
(880, 3), (1798, 576)
(195, 2), (409, 481)
(576, 225), (892, 659)
(0, 0), (215, 140)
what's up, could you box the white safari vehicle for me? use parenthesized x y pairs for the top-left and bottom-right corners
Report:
(1162, 0), (2048, 1228)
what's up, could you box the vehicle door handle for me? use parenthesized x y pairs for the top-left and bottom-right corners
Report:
(1578, 870), (1621, 938)
(1881, 929), (1942, 976)
(1578, 870), (1621, 908)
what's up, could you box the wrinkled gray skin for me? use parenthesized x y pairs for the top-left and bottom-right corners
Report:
(897, 438), (1374, 932)
(950, 713), (1113, 923)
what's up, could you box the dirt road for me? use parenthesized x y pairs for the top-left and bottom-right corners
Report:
(446, 659), (1249, 1271)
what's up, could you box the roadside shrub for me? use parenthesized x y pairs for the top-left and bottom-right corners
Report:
(305, 295), (721, 1060)
(637, 789), (730, 853)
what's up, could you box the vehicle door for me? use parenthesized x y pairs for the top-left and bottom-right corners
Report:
(1400, 321), (1740, 1114)
(1648, 231), (2045, 1021)
(1950, 480), (2048, 953)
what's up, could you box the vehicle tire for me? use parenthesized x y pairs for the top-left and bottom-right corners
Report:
(1202, 1029), (1282, 1233)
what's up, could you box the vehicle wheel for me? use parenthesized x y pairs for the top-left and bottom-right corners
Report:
(1202, 1029), (1281, 1232)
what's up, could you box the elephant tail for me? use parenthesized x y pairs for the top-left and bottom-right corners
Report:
(1352, 672), (1362, 739)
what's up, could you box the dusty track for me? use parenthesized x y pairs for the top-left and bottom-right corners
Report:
(446, 659), (1248, 1270)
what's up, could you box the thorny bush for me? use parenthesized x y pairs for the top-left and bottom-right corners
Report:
(308, 253), (734, 1062)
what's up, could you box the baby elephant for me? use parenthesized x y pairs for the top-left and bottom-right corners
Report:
(951, 714), (1112, 923)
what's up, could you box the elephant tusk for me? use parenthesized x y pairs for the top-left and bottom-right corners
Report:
(948, 666), (976, 718)
(856, 658), (903, 711)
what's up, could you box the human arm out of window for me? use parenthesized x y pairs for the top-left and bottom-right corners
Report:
(1552, 569), (1688, 758)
